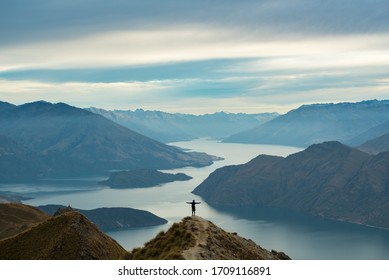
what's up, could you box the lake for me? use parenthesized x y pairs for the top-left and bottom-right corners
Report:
(7, 139), (389, 259)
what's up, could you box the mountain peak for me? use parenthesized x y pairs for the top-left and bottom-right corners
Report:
(297, 99), (389, 110)
(194, 140), (389, 228)
(305, 141), (351, 153)
(16, 101), (92, 117)
(129, 216), (290, 260)
(0, 101), (217, 182)
(0, 101), (16, 111)
(224, 99), (389, 147)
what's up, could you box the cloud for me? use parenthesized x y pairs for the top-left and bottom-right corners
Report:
(1, 71), (388, 114)
(1, 1), (389, 113)
(2, 0), (389, 47)
(2, 27), (389, 73)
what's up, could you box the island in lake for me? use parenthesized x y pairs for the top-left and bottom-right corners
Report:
(38, 204), (167, 232)
(100, 169), (192, 188)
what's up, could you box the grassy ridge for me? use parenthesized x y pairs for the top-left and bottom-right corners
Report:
(0, 211), (127, 260)
(0, 203), (49, 240)
(128, 218), (195, 260)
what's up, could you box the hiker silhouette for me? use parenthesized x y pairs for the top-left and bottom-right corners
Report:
(186, 200), (201, 216)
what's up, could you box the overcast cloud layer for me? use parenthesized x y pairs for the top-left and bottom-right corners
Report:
(0, 0), (389, 113)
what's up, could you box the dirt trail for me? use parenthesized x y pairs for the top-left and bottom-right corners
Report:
(182, 216), (210, 260)
(181, 215), (291, 260)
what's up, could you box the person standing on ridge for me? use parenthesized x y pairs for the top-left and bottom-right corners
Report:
(186, 200), (201, 216)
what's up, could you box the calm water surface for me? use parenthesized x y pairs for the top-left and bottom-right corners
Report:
(5, 139), (389, 259)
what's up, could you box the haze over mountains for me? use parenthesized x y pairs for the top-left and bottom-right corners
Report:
(358, 132), (389, 154)
(89, 100), (389, 154)
(0, 101), (217, 183)
(2, 99), (389, 229)
(87, 107), (278, 143)
(193, 141), (389, 229)
(224, 100), (389, 148)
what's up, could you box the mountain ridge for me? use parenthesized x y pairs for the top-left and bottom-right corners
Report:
(0, 101), (217, 183)
(0, 210), (128, 260)
(0, 204), (289, 260)
(128, 216), (290, 260)
(87, 107), (279, 142)
(0, 203), (49, 241)
(358, 132), (389, 154)
(193, 141), (389, 228)
(224, 100), (389, 147)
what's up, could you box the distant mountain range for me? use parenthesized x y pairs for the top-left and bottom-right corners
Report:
(348, 120), (389, 147)
(224, 100), (389, 149)
(358, 132), (389, 154)
(193, 141), (389, 229)
(0, 101), (217, 183)
(87, 107), (279, 143)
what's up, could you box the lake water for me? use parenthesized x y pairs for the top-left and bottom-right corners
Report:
(6, 139), (389, 259)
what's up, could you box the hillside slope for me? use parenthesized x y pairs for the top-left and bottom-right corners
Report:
(0, 203), (49, 240)
(0, 205), (290, 260)
(0, 101), (217, 182)
(224, 100), (389, 147)
(358, 132), (389, 154)
(0, 211), (127, 260)
(348, 120), (389, 146)
(128, 216), (290, 260)
(193, 141), (389, 228)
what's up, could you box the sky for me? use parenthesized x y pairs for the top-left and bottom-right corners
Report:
(1, 0), (389, 114)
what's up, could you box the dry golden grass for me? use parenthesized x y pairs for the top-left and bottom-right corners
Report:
(0, 211), (127, 260)
(0, 203), (49, 241)
(128, 216), (291, 260)
(128, 219), (195, 260)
